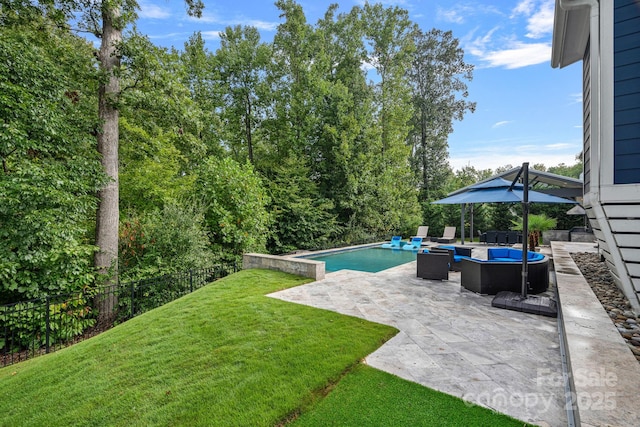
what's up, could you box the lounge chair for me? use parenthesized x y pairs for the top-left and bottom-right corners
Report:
(402, 237), (423, 251)
(412, 226), (429, 240)
(381, 235), (403, 249)
(436, 226), (457, 243)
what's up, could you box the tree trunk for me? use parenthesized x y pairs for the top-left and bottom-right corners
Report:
(94, 5), (121, 324)
(245, 93), (253, 163)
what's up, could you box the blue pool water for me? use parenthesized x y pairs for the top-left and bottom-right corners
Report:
(302, 247), (418, 273)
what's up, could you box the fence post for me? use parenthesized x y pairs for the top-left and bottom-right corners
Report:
(189, 270), (194, 293)
(130, 281), (136, 319)
(45, 295), (51, 354)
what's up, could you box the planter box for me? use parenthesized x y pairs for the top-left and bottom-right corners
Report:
(542, 230), (570, 243)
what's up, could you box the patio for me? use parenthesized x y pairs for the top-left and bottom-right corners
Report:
(268, 242), (640, 426)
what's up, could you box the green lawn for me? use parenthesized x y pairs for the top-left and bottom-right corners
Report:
(0, 269), (529, 426)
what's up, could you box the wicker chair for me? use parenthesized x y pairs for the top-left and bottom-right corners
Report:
(416, 250), (450, 280)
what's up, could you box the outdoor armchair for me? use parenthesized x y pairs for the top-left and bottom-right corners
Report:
(417, 250), (449, 280)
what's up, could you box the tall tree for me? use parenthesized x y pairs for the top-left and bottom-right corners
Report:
(93, 2), (124, 282)
(73, 0), (203, 320)
(408, 29), (476, 200)
(182, 32), (225, 160)
(215, 25), (271, 164)
(358, 3), (422, 235)
(361, 3), (416, 160)
(312, 5), (376, 226)
(265, 0), (317, 160)
(84, 5), (202, 250)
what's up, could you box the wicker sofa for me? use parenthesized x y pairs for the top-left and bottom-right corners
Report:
(458, 248), (549, 295)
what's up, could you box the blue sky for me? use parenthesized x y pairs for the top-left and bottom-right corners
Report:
(133, 0), (583, 173)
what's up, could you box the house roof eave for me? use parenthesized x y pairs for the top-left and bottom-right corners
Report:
(551, 0), (593, 68)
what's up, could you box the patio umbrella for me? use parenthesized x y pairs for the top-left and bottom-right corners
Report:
(433, 176), (575, 245)
(432, 178), (577, 205)
(432, 163), (577, 316)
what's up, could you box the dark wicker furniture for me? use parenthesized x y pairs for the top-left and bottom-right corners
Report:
(416, 251), (450, 280)
(437, 245), (473, 271)
(458, 248), (549, 295)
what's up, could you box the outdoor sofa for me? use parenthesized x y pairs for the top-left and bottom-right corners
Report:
(458, 248), (549, 295)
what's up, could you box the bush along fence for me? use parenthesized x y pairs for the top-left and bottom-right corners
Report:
(1, 263), (237, 368)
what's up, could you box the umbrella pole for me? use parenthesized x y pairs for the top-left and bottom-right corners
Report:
(521, 163), (529, 298)
(460, 203), (466, 244)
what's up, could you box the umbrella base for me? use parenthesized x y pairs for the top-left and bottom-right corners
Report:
(491, 291), (558, 317)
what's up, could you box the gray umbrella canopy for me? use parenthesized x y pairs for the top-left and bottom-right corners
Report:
(432, 177), (577, 205)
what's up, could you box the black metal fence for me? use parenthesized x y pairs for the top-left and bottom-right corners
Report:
(1, 263), (237, 368)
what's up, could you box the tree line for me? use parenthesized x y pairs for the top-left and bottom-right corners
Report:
(0, 0), (580, 306)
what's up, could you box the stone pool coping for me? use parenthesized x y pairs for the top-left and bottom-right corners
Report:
(552, 241), (640, 427)
(244, 243), (382, 281)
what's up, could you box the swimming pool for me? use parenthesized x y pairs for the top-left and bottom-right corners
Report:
(301, 247), (418, 273)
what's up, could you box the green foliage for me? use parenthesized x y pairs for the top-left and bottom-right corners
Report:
(215, 25), (271, 164)
(119, 202), (215, 279)
(197, 157), (271, 260)
(1, 293), (95, 351)
(511, 214), (557, 247)
(119, 118), (195, 212)
(266, 156), (338, 253)
(0, 15), (104, 304)
(548, 161), (583, 179)
(120, 32), (211, 165)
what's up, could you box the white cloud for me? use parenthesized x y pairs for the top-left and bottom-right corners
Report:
(449, 152), (580, 172)
(437, 6), (467, 24)
(200, 30), (223, 41)
(479, 41), (551, 69)
(569, 93), (583, 104)
(492, 120), (513, 128)
(545, 143), (576, 150)
(437, 4), (502, 25)
(463, 26), (500, 58)
(512, 0), (537, 17)
(190, 12), (278, 31)
(239, 19), (278, 31)
(448, 136), (582, 171)
(461, 1), (555, 68)
(525, 1), (555, 39)
(148, 31), (192, 40)
(138, 1), (171, 19)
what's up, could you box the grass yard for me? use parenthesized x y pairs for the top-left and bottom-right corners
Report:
(0, 269), (529, 426)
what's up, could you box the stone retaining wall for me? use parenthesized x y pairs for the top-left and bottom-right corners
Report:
(243, 253), (324, 281)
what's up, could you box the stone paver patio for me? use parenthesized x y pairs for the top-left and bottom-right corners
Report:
(268, 247), (572, 426)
